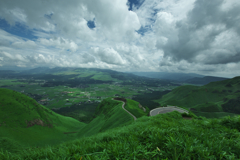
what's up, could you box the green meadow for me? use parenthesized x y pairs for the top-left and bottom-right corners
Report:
(1, 111), (240, 159)
(0, 88), (87, 147)
(156, 76), (240, 119)
(0, 90), (136, 148)
(1, 69), (240, 159)
(124, 99), (150, 118)
(0, 79), (28, 86)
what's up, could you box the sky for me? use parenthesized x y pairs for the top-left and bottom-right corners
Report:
(0, 0), (240, 78)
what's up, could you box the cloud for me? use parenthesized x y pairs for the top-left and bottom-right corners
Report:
(12, 40), (36, 49)
(38, 37), (78, 52)
(0, 0), (240, 77)
(91, 47), (125, 65)
(158, 0), (240, 65)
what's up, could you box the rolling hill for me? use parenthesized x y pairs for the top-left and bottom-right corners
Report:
(0, 89), (144, 149)
(156, 76), (240, 118)
(1, 87), (240, 159)
(0, 67), (178, 87)
(129, 71), (204, 81)
(0, 88), (87, 147)
(1, 110), (240, 159)
(76, 98), (135, 138)
(184, 76), (229, 85)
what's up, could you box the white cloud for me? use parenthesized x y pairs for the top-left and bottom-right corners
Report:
(91, 47), (125, 65)
(0, 0), (239, 77)
(12, 40), (37, 49)
(38, 37), (78, 52)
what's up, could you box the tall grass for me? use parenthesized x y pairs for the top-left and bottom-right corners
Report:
(1, 111), (240, 160)
(124, 99), (148, 118)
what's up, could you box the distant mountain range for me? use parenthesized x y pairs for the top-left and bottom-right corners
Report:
(129, 72), (230, 85)
(128, 72), (204, 81)
(185, 76), (229, 85)
(0, 67), (230, 85)
(0, 67), (178, 87)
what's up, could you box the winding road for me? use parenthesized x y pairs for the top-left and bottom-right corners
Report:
(150, 106), (189, 116)
(112, 98), (137, 121)
(112, 98), (188, 120)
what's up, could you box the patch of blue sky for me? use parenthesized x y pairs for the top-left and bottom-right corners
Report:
(87, 19), (96, 29)
(136, 25), (152, 36)
(44, 13), (53, 20)
(127, 0), (145, 11)
(0, 18), (38, 40)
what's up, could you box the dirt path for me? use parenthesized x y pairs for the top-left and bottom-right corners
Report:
(112, 98), (137, 121)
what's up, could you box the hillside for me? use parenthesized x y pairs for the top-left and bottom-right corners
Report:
(156, 76), (240, 118)
(0, 88), (87, 147)
(76, 98), (141, 138)
(185, 76), (229, 85)
(129, 72), (204, 81)
(1, 111), (240, 159)
(0, 90), (142, 148)
(0, 67), (178, 87)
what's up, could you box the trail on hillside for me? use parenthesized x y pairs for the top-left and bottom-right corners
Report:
(112, 98), (137, 121)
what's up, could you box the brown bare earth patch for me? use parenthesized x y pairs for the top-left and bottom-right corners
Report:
(26, 119), (53, 128)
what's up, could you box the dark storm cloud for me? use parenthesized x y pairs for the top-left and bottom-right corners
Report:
(204, 52), (240, 65)
(160, 0), (240, 65)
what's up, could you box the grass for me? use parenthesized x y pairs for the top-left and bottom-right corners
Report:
(193, 111), (239, 119)
(0, 91), (134, 149)
(90, 74), (119, 82)
(77, 98), (134, 138)
(124, 99), (149, 118)
(1, 111), (240, 159)
(156, 76), (240, 118)
(0, 88), (87, 147)
(0, 79), (28, 86)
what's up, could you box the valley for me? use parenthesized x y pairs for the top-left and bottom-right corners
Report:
(0, 67), (240, 160)
(0, 67), (177, 124)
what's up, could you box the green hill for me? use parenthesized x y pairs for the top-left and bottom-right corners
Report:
(1, 111), (240, 159)
(156, 76), (240, 118)
(0, 88), (87, 147)
(0, 90), (137, 152)
(124, 99), (150, 118)
(77, 98), (135, 138)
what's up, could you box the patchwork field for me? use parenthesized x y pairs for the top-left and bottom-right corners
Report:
(0, 79), (173, 110)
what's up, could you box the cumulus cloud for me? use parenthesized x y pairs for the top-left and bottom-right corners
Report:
(159, 0), (240, 65)
(91, 47), (125, 65)
(0, 0), (240, 77)
(38, 37), (78, 52)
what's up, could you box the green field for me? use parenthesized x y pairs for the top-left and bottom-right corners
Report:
(77, 98), (134, 138)
(124, 99), (149, 118)
(0, 88), (87, 147)
(0, 90), (134, 148)
(156, 76), (240, 118)
(0, 79), (28, 85)
(1, 111), (240, 159)
(193, 111), (239, 119)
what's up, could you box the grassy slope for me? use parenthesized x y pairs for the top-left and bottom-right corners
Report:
(2, 111), (240, 159)
(156, 76), (240, 118)
(124, 99), (149, 118)
(77, 98), (133, 138)
(53, 69), (120, 82)
(0, 88), (87, 147)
